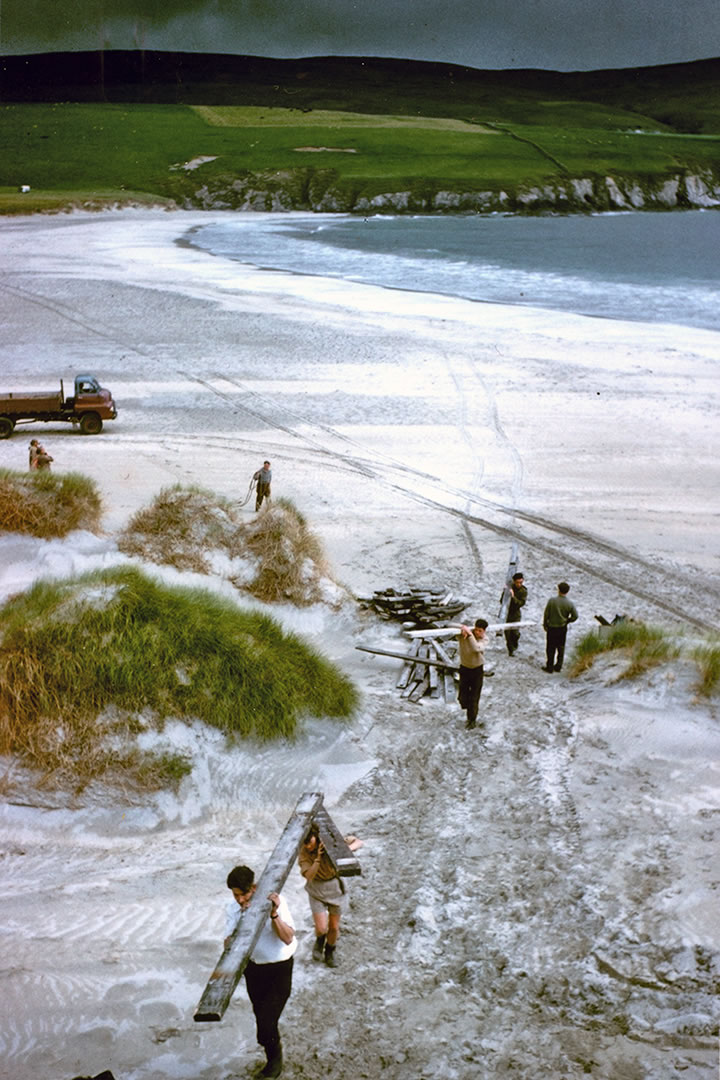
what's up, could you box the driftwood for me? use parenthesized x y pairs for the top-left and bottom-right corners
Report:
(194, 791), (323, 1023)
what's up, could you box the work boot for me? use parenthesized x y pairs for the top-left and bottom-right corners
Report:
(324, 943), (338, 968)
(261, 1042), (283, 1078)
(312, 934), (326, 962)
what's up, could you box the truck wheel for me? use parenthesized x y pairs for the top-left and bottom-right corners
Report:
(0, 416), (15, 439)
(79, 412), (103, 435)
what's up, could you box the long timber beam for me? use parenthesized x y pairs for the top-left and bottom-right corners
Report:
(194, 791), (323, 1023)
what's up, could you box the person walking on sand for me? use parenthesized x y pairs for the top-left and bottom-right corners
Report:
(504, 572), (527, 656)
(224, 864), (296, 1078)
(457, 618), (488, 730)
(253, 460), (272, 511)
(298, 823), (361, 969)
(542, 582), (578, 673)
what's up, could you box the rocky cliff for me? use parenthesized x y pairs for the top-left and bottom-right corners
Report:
(185, 167), (720, 214)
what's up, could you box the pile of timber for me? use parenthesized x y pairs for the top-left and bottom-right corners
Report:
(356, 634), (460, 704)
(358, 587), (469, 629)
(396, 635), (460, 703)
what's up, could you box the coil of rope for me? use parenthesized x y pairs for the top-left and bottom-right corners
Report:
(236, 476), (257, 508)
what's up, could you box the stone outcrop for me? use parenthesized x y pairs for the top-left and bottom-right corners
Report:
(184, 168), (720, 215)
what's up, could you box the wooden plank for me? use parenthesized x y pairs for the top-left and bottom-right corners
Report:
(405, 621), (538, 639)
(396, 640), (421, 688)
(408, 673), (430, 701)
(194, 790), (323, 1023)
(497, 542), (520, 626)
(312, 804), (362, 877)
(356, 644), (459, 670)
(425, 644), (439, 692)
(429, 639), (456, 666)
(401, 678), (423, 699)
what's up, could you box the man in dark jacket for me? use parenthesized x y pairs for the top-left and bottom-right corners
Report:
(542, 582), (578, 673)
(504, 572), (527, 656)
(253, 460), (272, 511)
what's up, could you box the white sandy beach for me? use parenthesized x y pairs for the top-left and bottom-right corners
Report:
(0, 209), (719, 1080)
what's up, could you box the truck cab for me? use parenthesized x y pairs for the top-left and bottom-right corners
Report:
(67, 374), (118, 433)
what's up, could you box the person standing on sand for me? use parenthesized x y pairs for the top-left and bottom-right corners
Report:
(458, 618), (488, 729)
(504, 572), (528, 656)
(224, 864), (296, 1079)
(253, 460), (272, 511)
(542, 582), (578, 673)
(298, 823), (350, 969)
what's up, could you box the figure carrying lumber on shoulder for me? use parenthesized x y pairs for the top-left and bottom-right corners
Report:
(29, 438), (53, 471)
(253, 460), (272, 511)
(224, 865), (296, 1078)
(298, 823), (362, 969)
(504, 572), (527, 656)
(457, 618), (488, 730)
(542, 581), (578, 673)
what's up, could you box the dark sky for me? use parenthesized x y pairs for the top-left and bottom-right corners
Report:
(1, 0), (718, 70)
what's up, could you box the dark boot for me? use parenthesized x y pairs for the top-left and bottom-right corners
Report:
(312, 933), (326, 962)
(261, 1041), (283, 1078)
(324, 943), (338, 968)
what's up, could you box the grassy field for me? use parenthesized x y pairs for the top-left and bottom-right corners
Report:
(1, 94), (718, 213)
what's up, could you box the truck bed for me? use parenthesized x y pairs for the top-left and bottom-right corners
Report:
(0, 392), (64, 413)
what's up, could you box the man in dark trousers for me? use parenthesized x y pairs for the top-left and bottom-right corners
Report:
(253, 460), (272, 511)
(504, 572), (528, 656)
(542, 582), (578, 673)
(457, 618), (488, 729)
(224, 865), (296, 1078)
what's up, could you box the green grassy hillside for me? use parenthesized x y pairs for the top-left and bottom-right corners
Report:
(1, 53), (718, 214)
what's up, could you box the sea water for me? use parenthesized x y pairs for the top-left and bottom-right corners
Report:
(187, 210), (720, 331)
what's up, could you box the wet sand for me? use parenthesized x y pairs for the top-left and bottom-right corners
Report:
(0, 210), (718, 1080)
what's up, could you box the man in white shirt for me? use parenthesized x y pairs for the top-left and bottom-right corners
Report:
(225, 864), (297, 1078)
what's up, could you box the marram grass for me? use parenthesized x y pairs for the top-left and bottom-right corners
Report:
(569, 622), (679, 680)
(119, 484), (339, 605)
(692, 642), (720, 697)
(0, 565), (357, 790)
(0, 467), (102, 538)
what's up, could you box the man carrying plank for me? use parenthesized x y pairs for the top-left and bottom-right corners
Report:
(224, 865), (296, 1078)
(457, 618), (488, 730)
(298, 821), (363, 969)
(504, 572), (528, 657)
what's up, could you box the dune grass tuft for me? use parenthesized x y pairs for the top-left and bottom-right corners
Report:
(245, 498), (332, 605)
(0, 565), (357, 790)
(0, 467), (102, 538)
(119, 485), (342, 606)
(118, 484), (240, 572)
(691, 642), (720, 697)
(569, 621), (679, 680)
